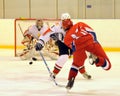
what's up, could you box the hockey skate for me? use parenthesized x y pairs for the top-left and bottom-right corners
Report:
(66, 77), (75, 90)
(89, 53), (97, 65)
(82, 72), (91, 79)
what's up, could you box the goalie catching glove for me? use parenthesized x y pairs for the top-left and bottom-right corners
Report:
(35, 39), (44, 51)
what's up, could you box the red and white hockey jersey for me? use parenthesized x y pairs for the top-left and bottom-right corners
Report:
(39, 22), (65, 43)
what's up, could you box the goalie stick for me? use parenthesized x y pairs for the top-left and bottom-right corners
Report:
(18, 23), (25, 37)
(39, 51), (65, 87)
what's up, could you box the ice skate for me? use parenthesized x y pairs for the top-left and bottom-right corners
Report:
(89, 53), (97, 65)
(82, 72), (91, 79)
(66, 77), (75, 90)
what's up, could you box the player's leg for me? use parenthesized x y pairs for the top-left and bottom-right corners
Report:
(79, 66), (91, 79)
(86, 43), (111, 70)
(50, 41), (70, 79)
(51, 54), (69, 78)
(73, 49), (92, 79)
(66, 49), (91, 89)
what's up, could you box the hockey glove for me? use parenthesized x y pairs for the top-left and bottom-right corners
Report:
(35, 39), (44, 51)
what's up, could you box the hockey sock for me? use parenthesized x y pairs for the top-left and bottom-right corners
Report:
(68, 67), (78, 80)
(53, 64), (62, 75)
(78, 66), (85, 74)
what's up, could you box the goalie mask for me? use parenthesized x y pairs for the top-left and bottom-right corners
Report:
(36, 19), (43, 30)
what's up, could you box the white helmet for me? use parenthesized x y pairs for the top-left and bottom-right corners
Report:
(61, 13), (71, 20)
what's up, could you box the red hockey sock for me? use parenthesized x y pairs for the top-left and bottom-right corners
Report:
(53, 67), (60, 75)
(53, 64), (62, 75)
(68, 68), (78, 80)
(79, 66), (85, 74)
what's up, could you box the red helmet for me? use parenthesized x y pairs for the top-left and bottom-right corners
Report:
(62, 19), (73, 30)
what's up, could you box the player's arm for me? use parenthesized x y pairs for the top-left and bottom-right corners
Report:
(35, 28), (52, 51)
(35, 23), (61, 51)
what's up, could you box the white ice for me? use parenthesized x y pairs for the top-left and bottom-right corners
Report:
(0, 49), (120, 96)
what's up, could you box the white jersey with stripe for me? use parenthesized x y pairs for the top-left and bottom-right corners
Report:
(24, 24), (49, 40)
(39, 21), (65, 43)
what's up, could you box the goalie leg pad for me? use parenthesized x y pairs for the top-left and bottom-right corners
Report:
(19, 50), (31, 60)
(21, 35), (32, 46)
(19, 48), (35, 60)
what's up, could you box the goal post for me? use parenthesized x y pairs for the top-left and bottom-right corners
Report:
(14, 18), (60, 59)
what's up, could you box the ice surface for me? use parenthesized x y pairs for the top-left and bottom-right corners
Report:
(0, 49), (120, 96)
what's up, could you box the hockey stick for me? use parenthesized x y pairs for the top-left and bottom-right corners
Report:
(39, 51), (65, 87)
(18, 23), (25, 37)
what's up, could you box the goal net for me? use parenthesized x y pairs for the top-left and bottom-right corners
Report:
(14, 18), (60, 60)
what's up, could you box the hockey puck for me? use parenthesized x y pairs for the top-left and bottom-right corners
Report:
(29, 61), (33, 65)
(32, 57), (37, 61)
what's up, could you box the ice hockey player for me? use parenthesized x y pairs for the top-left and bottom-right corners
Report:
(62, 18), (112, 90)
(20, 19), (49, 60)
(35, 13), (91, 80)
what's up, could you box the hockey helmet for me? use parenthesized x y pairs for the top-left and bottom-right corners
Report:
(61, 13), (71, 20)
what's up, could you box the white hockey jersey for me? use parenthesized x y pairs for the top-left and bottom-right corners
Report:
(39, 22), (65, 43)
(24, 24), (49, 40)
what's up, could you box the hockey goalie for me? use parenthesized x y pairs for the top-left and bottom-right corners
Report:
(18, 19), (58, 60)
